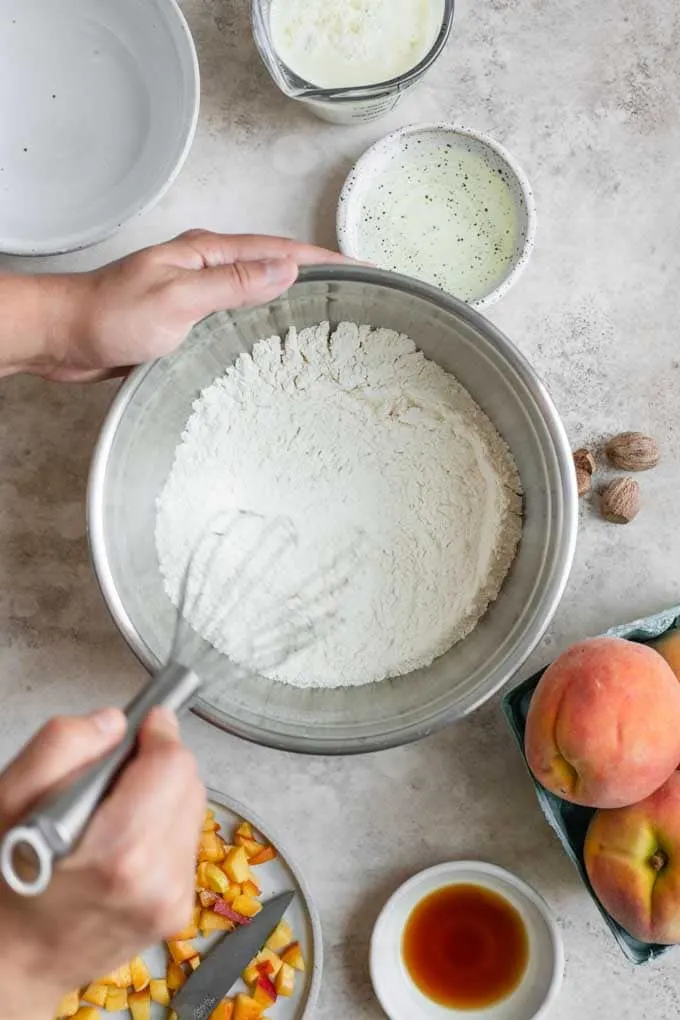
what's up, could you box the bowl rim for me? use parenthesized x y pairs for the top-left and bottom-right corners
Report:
(0, 0), (200, 257)
(336, 123), (537, 311)
(369, 860), (565, 1020)
(86, 264), (577, 755)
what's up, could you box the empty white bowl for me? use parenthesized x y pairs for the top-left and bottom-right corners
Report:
(0, 0), (199, 255)
(370, 861), (564, 1020)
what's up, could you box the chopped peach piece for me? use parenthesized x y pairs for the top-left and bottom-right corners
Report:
(149, 979), (170, 1006)
(280, 941), (305, 971)
(203, 809), (219, 832)
(210, 1001), (234, 1020)
(265, 919), (293, 951)
(241, 877), (261, 897)
(200, 908), (236, 935)
(128, 989), (151, 1020)
(199, 888), (219, 908)
(231, 894), (262, 918)
(252, 974), (277, 1008)
(233, 994), (263, 1020)
(130, 955), (151, 992)
(56, 991), (80, 1017)
(105, 987), (128, 1011)
(199, 830), (227, 863)
(72, 1010), (100, 1020)
(235, 821), (253, 840)
(274, 963), (295, 998)
(215, 881), (241, 905)
(248, 846), (277, 867)
(171, 905), (200, 940)
(82, 984), (108, 1008)
(98, 964), (132, 988)
(222, 847), (250, 884)
(167, 961), (186, 992)
(167, 939), (198, 965)
(235, 835), (266, 859)
(189, 955), (201, 971)
(203, 862), (231, 895)
(243, 948), (282, 984)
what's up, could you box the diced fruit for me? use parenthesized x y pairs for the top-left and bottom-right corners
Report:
(171, 905), (200, 940)
(105, 987), (128, 1011)
(199, 889), (219, 908)
(203, 862), (231, 895)
(56, 991), (80, 1017)
(231, 894), (262, 918)
(248, 846), (277, 867)
(213, 899), (252, 925)
(149, 979), (170, 1006)
(200, 908), (236, 935)
(98, 964), (132, 988)
(130, 955), (151, 992)
(199, 830), (227, 863)
(281, 941), (305, 971)
(215, 882), (241, 906)
(210, 1002), (234, 1020)
(244, 948), (282, 984)
(266, 919), (293, 952)
(167, 961), (187, 991)
(128, 989), (151, 1020)
(203, 810), (219, 832)
(252, 975), (277, 1008)
(235, 835), (266, 859)
(275, 963), (295, 997)
(189, 955), (201, 971)
(73, 1010), (100, 1020)
(167, 939), (198, 964)
(82, 984), (109, 1008)
(241, 877), (261, 897)
(233, 994), (263, 1020)
(235, 821), (253, 839)
(222, 847), (250, 884)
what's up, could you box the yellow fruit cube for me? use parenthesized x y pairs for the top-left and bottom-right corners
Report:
(222, 847), (250, 884)
(128, 989), (151, 1020)
(265, 919), (293, 952)
(149, 979), (170, 1006)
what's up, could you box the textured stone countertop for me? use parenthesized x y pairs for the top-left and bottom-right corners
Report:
(1, 0), (679, 1016)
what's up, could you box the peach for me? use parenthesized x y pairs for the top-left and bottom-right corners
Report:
(585, 771), (680, 943)
(524, 637), (680, 807)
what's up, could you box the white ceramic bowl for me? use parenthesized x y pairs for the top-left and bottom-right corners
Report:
(337, 124), (537, 311)
(0, 0), (199, 256)
(370, 861), (564, 1020)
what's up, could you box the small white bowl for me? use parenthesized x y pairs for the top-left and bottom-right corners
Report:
(0, 0), (200, 256)
(370, 861), (564, 1020)
(337, 124), (536, 311)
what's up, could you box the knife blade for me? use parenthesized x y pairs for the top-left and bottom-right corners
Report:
(171, 890), (295, 1020)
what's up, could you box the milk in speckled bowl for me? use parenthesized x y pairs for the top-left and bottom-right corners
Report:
(337, 124), (536, 310)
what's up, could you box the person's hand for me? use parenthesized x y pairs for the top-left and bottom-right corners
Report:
(12, 231), (347, 382)
(0, 707), (206, 1020)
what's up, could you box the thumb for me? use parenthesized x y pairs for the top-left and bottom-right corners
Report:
(0, 709), (126, 826)
(189, 256), (299, 315)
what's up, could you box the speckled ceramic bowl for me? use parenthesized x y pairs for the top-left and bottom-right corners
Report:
(337, 124), (537, 311)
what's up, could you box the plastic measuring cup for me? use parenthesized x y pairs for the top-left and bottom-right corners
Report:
(251, 0), (455, 125)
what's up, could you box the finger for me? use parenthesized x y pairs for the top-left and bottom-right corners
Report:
(184, 256), (301, 317)
(0, 709), (126, 826)
(166, 230), (349, 270)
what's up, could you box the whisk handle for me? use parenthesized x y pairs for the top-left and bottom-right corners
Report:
(0, 663), (199, 897)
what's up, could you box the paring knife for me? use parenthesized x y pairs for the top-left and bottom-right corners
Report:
(171, 890), (295, 1020)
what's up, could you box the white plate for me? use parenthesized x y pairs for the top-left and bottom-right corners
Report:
(337, 124), (536, 311)
(370, 861), (563, 1020)
(103, 789), (322, 1020)
(0, 0), (199, 255)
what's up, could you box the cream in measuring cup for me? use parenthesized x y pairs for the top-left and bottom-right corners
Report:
(253, 0), (453, 124)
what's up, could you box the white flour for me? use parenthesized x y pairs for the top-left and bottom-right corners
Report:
(155, 322), (522, 689)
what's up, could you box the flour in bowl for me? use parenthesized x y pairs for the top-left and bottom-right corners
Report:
(155, 322), (522, 689)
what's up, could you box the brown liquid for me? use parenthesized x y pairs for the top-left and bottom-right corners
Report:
(402, 884), (529, 1009)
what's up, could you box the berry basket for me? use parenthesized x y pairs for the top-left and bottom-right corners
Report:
(502, 603), (680, 965)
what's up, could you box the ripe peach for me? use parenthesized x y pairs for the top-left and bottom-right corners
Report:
(525, 637), (680, 807)
(585, 771), (680, 943)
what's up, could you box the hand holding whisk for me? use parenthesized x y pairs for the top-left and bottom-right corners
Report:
(0, 510), (353, 897)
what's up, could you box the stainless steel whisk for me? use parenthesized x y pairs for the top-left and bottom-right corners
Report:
(0, 511), (351, 897)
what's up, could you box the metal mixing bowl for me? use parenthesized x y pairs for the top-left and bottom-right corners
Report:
(87, 266), (577, 755)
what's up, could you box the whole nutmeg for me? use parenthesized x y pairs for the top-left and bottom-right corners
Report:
(573, 448), (596, 475)
(606, 432), (660, 471)
(601, 477), (640, 524)
(575, 467), (592, 497)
